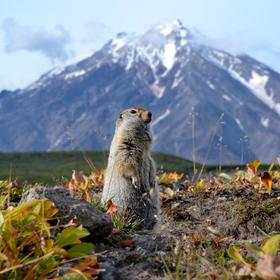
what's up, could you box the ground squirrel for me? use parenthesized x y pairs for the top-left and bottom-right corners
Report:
(102, 107), (160, 229)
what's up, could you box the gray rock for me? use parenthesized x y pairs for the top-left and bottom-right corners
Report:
(20, 186), (113, 240)
(117, 262), (163, 280)
(99, 262), (117, 280)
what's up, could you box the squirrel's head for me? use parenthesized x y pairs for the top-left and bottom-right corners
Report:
(117, 107), (152, 129)
(115, 107), (153, 146)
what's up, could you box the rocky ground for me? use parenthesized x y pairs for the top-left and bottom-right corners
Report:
(17, 163), (280, 279)
(94, 168), (280, 279)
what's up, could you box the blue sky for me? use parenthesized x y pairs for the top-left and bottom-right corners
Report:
(1, 0), (280, 90)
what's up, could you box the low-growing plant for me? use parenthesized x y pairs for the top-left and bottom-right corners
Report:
(0, 198), (99, 279)
(91, 197), (106, 212)
(105, 200), (139, 235)
(111, 214), (140, 234)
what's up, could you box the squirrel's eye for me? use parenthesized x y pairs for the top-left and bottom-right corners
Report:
(130, 109), (137, 114)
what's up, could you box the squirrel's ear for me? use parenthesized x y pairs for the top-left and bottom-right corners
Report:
(119, 113), (123, 119)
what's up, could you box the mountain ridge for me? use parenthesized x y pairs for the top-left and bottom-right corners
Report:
(1, 19), (280, 164)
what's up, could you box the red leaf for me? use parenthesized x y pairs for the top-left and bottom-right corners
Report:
(259, 172), (273, 194)
(120, 239), (135, 247)
(106, 199), (119, 215)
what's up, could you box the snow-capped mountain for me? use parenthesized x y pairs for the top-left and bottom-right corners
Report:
(1, 19), (280, 164)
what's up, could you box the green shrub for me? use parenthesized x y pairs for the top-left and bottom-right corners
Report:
(0, 198), (99, 279)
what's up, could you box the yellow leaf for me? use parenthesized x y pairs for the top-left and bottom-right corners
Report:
(159, 173), (167, 184)
(262, 234), (280, 255)
(247, 159), (262, 174)
(166, 187), (175, 198)
(196, 179), (204, 190)
(88, 170), (104, 188)
(227, 246), (250, 266)
(4, 199), (57, 220)
(43, 239), (55, 254)
(159, 172), (183, 184)
(268, 162), (275, 173)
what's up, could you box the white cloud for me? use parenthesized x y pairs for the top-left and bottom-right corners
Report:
(2, 18), (73, 62)
(191, 30), (280, 73)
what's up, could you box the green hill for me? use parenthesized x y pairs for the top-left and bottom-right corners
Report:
(0, 151), (195, 185)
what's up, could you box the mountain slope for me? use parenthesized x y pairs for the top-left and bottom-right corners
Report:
(1, 20), (280, 164)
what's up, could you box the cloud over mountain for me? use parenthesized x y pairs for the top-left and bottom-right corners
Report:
(2, 18), (73, 62)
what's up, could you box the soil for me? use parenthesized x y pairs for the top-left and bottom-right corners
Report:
(96, 181), (280, 280)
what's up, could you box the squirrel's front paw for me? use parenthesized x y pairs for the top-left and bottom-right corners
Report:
(132, 176), (139, 188)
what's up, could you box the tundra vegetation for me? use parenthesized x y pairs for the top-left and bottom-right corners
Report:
(0, 152), (279, 279)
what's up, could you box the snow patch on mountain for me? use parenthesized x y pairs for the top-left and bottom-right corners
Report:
(47, 67), (64, 77)
(163, 42), (176, 70)
(160, 25), (173, 36)
(248, 71), (270, 105)
(223, 95), (232, 102)
(53, 135), (64, 148)
(125, 50), (135, 70)
(25, 80), (46, 93)
(207, 80), (215, 90)
(112, 38), (126, 51)
(77, 112), (87, 122)
(107, 20), (192, 79)
(206, 48), (280, 116)
(64, 70), (86, 80)
(152, 109), (171, 127)
(206, 49), (241, 70)
(235, 118), (244, 131)
(229, 69), (280, 116)
(172, 77), (183, 89)
(25, 67), (64, 92)
(151, 83), (165, 98)
(261, 117), (269, 128)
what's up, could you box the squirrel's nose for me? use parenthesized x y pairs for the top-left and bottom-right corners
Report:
(146, 111), (152, 123)
(141, 110), (152, 123)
